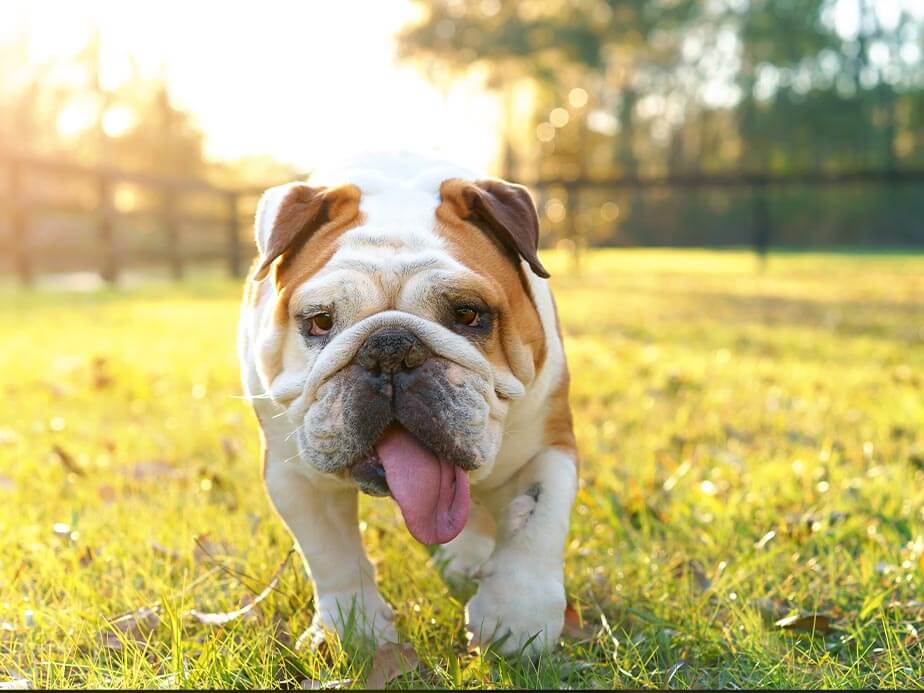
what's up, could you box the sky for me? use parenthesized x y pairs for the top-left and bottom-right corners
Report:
(0, 0), (502, 173)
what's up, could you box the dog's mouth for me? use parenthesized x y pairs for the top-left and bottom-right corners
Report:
(350, 424), (470, 546)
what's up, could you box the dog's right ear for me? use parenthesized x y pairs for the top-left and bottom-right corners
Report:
(252, 182), (361, 281)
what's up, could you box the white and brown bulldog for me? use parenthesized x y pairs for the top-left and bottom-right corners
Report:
(238, 153), (577, 656)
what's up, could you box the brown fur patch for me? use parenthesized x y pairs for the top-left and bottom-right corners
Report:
(251, 184), (364, 382)
(435, 181), (546, 382)
(544, 367), (577, 456)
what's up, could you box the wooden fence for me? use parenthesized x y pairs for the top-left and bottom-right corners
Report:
(1, 153), (281, 286)
(530, 167), (924, 254)
(3, 154), (923, 287)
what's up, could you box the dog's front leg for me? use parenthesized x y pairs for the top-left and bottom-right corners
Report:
(465, 446), (577, 656)
(264, 456), (397, 648)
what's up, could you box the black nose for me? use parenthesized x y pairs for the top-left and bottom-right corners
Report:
(356, 328), (430, 374)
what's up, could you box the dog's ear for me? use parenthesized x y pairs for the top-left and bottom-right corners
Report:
(252, 182), (361, 281)
(439, 178), (550, 279)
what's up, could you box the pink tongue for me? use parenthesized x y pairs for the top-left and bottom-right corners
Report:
(375, 426), (470, 545)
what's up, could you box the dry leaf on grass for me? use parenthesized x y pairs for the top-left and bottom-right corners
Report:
(300, 678), (354, 690)
(91, 357), (113, 390)
(97, 485), (117, 504)
(774, 612), (835, 634)
(192, 534), (236, 563)
(271, 610), (293, 648)
(151, 542), (181, 561)
(754, 530), (776, 550)
(128, 461), (185, 481)
(671, 559), (712, 592)
(562, 604), (599, 642)
(187, 550), (292, 626)
(52, 445), (85, 476)
(366, 642), (420, 689)
(100, 606), (161, 649)
(0, 679), (31, 690)
(221, 437), (240, 461)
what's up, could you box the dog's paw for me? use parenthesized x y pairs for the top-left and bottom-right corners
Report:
(299, 588), (398, 650)
(464, 566), (565, 657)
(432, 529), (495, 587)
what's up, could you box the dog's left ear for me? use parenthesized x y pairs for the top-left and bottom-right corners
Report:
(439, 178), (550, 279)
(252, 181), (361, 281)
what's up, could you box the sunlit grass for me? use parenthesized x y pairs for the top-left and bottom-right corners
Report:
(1, 249), (923, 688)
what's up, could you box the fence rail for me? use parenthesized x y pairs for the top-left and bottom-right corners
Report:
(3, 154), (923, 287)
(1, 153), (277, 286)
(529, 167), (924, 254)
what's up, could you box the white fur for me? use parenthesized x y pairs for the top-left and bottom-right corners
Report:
(239, 152), (575, 656)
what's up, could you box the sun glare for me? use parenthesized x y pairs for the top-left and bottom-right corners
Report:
(101, 106), (135, 138)
(3, 0), (502, 173)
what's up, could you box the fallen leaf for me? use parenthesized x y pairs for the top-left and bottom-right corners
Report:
(78, 546), (94, 568)
(774, 612), (835, 634)
(0, 679), (31, 690)
(187, 550), (292, 626)
(100, 605), (161, 649)
(300, 678), (354, 690)
(562, 604), (599, 642)
(754, 530), (776, 550)
(97, 485), (117, 504)
(91, 357), (113, 389)
(128, 461), (184, 481)
(271, 610), (293, 648)
(51, 445), (85, 476)
(671, 559), (712, 592)
(151, 542), (181, 561)
(366, 642), (420, 689)
(192, 534), (235, 564)
(221, 437), (240, 461)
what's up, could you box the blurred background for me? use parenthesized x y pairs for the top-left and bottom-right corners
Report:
(1, 0), (922, 286)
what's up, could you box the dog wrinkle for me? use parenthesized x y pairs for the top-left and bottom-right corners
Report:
(432, 208), (546, 382)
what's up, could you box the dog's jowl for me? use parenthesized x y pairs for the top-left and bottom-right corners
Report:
(237, 153), (578, 656)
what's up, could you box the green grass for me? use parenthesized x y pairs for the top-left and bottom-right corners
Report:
(1, 248), (923, 689)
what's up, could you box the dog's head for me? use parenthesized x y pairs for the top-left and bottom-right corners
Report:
(248, 156), (549, 544)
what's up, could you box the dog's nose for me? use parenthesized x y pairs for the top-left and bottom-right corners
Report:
(356, 328), (430, 374)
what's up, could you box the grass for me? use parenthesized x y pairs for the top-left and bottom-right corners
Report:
(1, 248), (923, 689)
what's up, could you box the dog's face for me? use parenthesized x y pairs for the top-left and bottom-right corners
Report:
(248, 163), (549, 543)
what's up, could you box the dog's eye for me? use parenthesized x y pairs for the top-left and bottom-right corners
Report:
(453, 306), (480, 326)
(306, 312), (334, 336)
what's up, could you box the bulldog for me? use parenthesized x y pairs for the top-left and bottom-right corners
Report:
(237, 153), (577, 656)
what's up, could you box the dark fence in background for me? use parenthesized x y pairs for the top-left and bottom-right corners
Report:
(531, 169), (924, 255)
(2, 155), (923, 287)
(0, 154), (270, 286)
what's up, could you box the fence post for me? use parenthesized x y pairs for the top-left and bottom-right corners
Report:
(163, 187), (183, 280)
(226, 191), (242, 278)
(750, 180), (771, 270)
(97, 175), (118, 285)
(9, 160), (33, 286)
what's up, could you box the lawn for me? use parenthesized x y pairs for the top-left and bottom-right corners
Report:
(1, 248), (923, 689)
